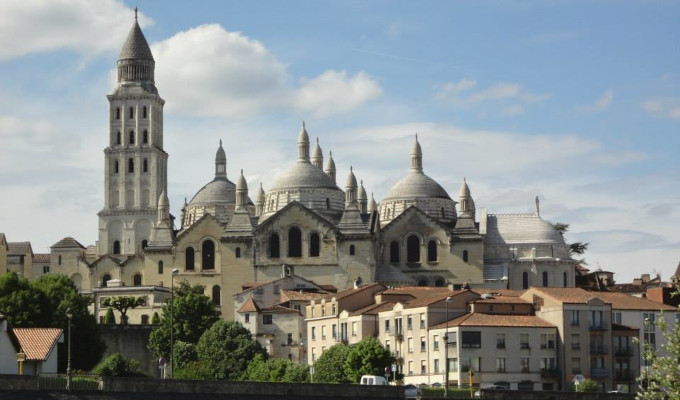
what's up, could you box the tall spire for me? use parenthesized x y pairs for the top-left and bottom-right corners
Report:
(215, 140), (227, 178)
(255, 182), (266, 216)
(345, 166), (358, 205)
(368, 193), (378, 214)
(117, 9), (155, 85)
(236, 169), (248, 207)
(325, 150), (336, 184)
(411, 133), (423, 173)
(311, 137), (323, 169)
(358, 179), (368, 214)
(297, 121), (310, 162)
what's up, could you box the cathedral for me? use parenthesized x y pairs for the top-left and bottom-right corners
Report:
(49, 16), (576, 321)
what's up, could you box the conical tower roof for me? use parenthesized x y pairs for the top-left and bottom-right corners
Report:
(118, 15), (154, 61)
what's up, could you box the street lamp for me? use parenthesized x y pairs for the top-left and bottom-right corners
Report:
(170, 268), (179, 378)
(444, 296), (451, 398)
(66, 308), (73, 391)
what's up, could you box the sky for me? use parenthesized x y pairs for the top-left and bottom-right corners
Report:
(0, 0), (678, 283)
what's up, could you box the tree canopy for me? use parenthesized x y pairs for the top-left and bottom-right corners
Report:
(243, 354), (310, 383)
(195, 320), (267, 380)
(102, 296), (145, 325)
(93, 353), (143, 377)
(147, 281), (219, 360)
(343, 337), (395, 384)
(0, 272), (106, 371)
(550, 221), (589, 263)
(312, 343), (351, 383)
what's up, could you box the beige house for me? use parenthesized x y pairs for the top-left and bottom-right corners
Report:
(86, 279), (170, 325)
(7, 241), (33, 280)
(0, 317), (63, 375)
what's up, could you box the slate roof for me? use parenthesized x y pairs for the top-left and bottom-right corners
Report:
(13, 328), (63, 361)
(485, 213), (565, 245)
(431, 313), (554, 329)
(51, 237), (85, 249)
(8, 242), (31, 255)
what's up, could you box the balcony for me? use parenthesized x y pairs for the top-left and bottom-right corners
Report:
(589, 344), (608, 355)
(590, 368), (608, 378)
(615, 347), (634, 357)
(615, 370), (635, 381)
(589, 323), (607, 331)
(541, 368), (560, 378)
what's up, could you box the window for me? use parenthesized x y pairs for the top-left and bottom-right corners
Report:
(112, 240), (121, 255)
(321, 326), (327, 340)
(127, 158), (134, 173)
(540, 358), (556, 371)
(287, 333), (293, 345)
(571, 333), (580, 350)
(288, 227), (302, 257)
(520, 333), (530, 349)
(408, 337), (413, 353)
(269, 234), (280, 258)
(571, 310), (580, 326)
(133, 274), (142, 286)
(212, 285), (221, 306)
(158, 261), (163, 274)
(420, 336), (426, 352)
(522, 271), (529, 289)
(390, 241), (399, 263)
(643, 312), (656, 349)
(385, 319), (390, 333)
(571, 357), (581, 374)
(129, 106), (134, 119)
(385, 339), (390, 351)
(326, 198), (330, 209)
(434, 277), (445, 287)
(115, 107), (120, 119)
(309, 233), (320, 257)
(461, 357), (480, 372)
(58, 255), (62, 265)
(43, 266), (50, 274)
(116, 131), (121, 145)
(496, 357), (506, 372)
(202, 240), (215, 270)
(540, 333), (555, 349)
(142, 106), (147, 118)
(563, 271), (568, 287)
(235, 247), (241, 258)
(185, 247), (195, 270)
(141, 239), (148, 250)
(408, 361), (413, 375)
(420, 313), (426, 329)
(517, 381), (533, 391)
(407, 235), (420, 263)
(418, 279), (427, 287)
(352, 322), (357, 336)
(433, 335), (439, 350)
(613, 311), (622, 325)
(129, 130), (135, 145)
(311, 348), (316, 363)
(102, 274), (111, 287)
(589, 310), (603, 329)
(113, 160), (119, 173)
(463, 250), (469, 263)
(244, 313), (249, 323)
(497, 333), (506, 349)
(407, 315), (413, 330)
(520, 357), (530, 372)
(143, 130), (148, 144)
(542, 271), (549, 287)
(450, 358), (458, 372)
(421, 360), (427, 374)
(332, 324), (337, 339)
(434, 359), (440, 373)
(462, 331), (481, 348)
(349, 244), (355, 256)
(312, 327), (316, 340)
(263, 315), (273, 324)
(427, 240), (437, 262)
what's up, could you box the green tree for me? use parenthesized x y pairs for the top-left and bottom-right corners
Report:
(243, 354), (310, 383)
(102, 296), (145, 325)
(343, 337), (395, 384)
(147, 281), (219, 360)
(283, 362), (311, 383)
(312, 343), (351, 383)
(93, 353), (143, 377)
(0, 273), (106, 371)
(196, 320), (267, 380)
(174, 360), (211, 380)
(636, 307), (680, 400)
(151, 312), (160, 325)
(104, 308), (116, 324)
(173, 340), (197, 369)
(575, 379), (600, 392)
(550, 222), (589, 263)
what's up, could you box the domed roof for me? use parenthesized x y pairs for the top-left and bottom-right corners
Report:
(325, 151), (336, 171)
(345, 167), (357, 188)
(358, 180), (367, 200)
(312, 138), (322, 159)
(270, 162), (340, 191)
(383, 172), (451, 201)
(459, 179), (470, 197)
(189, 177), (235, 206)
(485, 214), (566, 245)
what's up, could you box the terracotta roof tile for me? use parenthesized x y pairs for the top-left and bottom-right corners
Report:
(237, 297), (260, 313)
(529, 287), (612, 304)
(403, 290), (469, 308)
(594, 292), (677, 311)
(51, 237), (86, 249)
(321, 282), (385, 301)
(280, 290), (328, 302)
(33, 254), (50, 263)
(261, 305), (301, 315)
(351, 302), (396, 316)
(431, 313), (554, 329)
(473, 296), (530, 304)
(13, 328), (63, 361)
(471, 289), (525, 297)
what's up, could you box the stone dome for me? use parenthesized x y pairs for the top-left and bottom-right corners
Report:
(270, 162), (341, 191)
(485, 214), (566, 245)
(189, 177), (236, 206)
(383, 172), (451, 201)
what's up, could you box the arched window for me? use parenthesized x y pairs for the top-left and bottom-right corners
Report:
(128, 158), (134, 173)
(418, 279), (427, 287)
(158, 261), (164, 274)
(212, 285), (221, 306)
(186, 247), (195, 270)
(102, 274), (111, 287)
(143, 159), (148, 173)
(133, 274), (142, 286)
(141, 239), (148, 250)
(143, 130), (148, 144)
(115, 107), (120, 119)
(129, 131), (135, 145)
(113, 160), (119, 174)
(542, 271), (549, 287)
(116, 131), (121, 145)
(390, 241), (400, 263)
(563, 271), (568, 287)
(463, 250), (469, 263)
(288, 227), (302, 257)
(522, 271), (529, 289)
(407, 235), (420, 263)
(434, 277), (445, 287)
(112, 240), (121, 255)
(349, 245), (355, 256)
(235, 247), (241, 258)
(142, 106), (147, 119)
(202, 240), (215, 270)
(269, 234), (280, 258)
(309, 233), (320, 257)
(427, 240), (437, 262)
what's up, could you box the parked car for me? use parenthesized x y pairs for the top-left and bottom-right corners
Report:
(474, 385), (507, 398)
(404, 384), (422, 399)
(359, 375), (387, 385)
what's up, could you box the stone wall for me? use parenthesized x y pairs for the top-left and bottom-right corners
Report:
(99, 325), (158, 378)
(481, 389), (635, 400)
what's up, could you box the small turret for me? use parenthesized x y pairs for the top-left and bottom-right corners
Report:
(297, 121), (310, 163)
(368, 193), (377, 214)
(458, 178), (475, 218)
(358, 180), (368, 214)
(255, 183), (266, 216)
(157, 189), (170, 223)
(411, 134), (423, 173)
(236, 169), (248, 208)
(311, 137), (323, 169)
(215, 140), (227, 178)
(325, 150), (337, 184)
(345, 167), (358, 205)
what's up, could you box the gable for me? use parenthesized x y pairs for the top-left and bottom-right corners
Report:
(176, 213), (224, 244)
(255, 201), (338, 236)
(381, 206), (450, 240)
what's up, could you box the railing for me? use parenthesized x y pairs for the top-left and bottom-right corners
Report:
(37, 374), (102, 391)
(589, 344), (608, 355)
(615, 347), (634, 356)
(541, 368), (560, 378)
(590, 368), (608, 378)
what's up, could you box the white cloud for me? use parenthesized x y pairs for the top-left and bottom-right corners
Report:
(0, 0), (149, 60)
(436, 80), (549, 116)
(468, 83), (522, 103)
(641, 97), (680, 119)
(437, 78), (477, 97)
(152, 24), (382, 118)
(576, 90), (613, 112)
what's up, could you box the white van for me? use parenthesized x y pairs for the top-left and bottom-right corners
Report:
(360, 375), (388, 385)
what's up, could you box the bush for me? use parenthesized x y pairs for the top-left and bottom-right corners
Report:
(104, 308), (115, 324)
(93, 353), (143, 377)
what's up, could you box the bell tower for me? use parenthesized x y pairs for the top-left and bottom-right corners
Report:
(98, 10), (169, 256)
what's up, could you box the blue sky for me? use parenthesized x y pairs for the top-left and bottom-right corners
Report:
(0, 0), (678, 282)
